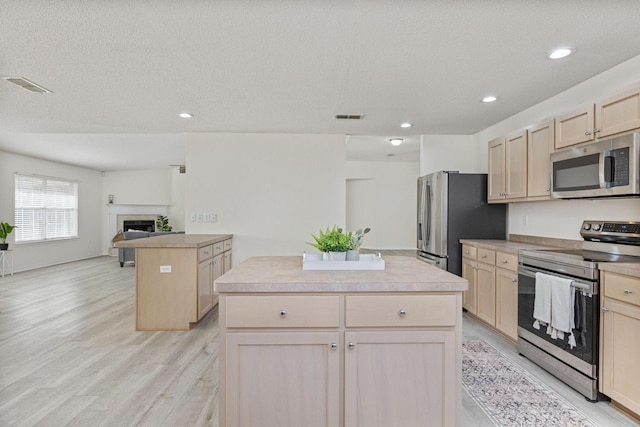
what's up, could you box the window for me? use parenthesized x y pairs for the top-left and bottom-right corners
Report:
(14, 173), (78, 243)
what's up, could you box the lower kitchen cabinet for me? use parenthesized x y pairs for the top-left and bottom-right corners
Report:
(462, 257), (477, 315)
(476, 261), (496, 326)
(344, 330), (456, 427)
(219, 279), (464, 427)
(495, 267), (518, 341)
(600, 271), (640, 417)
(225, 331), (341, 427)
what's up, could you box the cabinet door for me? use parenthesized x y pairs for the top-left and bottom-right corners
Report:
(505, 130), (527, 199)
(555, 104), (595, 149)
(462, 258), (477, 315)
(344, 330), (457, 427)
(226, 332), (340, 427)
(600, 298), (640, 415)
(527, 119), (554, 198)
(495, 268), (518, 341)
(197, 260), (213, 319)
(223, 251), (232, 273)
(596, 85), (640, 138)
(476, 263), (496, 326)
(488, 137), (506, 202)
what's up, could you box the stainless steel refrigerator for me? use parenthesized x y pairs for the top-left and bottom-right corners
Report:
(417, 171), (507, 276)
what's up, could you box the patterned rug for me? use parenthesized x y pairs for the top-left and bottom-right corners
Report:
(463, 339), (598, 427)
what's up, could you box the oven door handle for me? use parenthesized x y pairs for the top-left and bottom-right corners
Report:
(518, 265), (594, 292)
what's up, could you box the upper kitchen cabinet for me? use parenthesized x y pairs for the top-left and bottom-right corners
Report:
(596, 84), (640, 138)
(488, 130), (527, 203)
(555, 83), (640, 149)
(488, 137), (506, 202)
(555, 104), (595, 149)
(527, 119), (555, 199)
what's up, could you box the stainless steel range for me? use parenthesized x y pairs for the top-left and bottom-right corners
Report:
(518, 220), (640, 401)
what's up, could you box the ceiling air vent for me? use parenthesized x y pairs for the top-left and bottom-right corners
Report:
(2, 77), (52, 93)
(335, 114), (363, 120)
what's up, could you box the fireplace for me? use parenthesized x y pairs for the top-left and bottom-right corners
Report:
(123, 220), (155, 232)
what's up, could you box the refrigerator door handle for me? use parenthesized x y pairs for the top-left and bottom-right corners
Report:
(425, 181), (431, 245)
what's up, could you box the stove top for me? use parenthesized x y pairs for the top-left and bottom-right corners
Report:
(532, 248), (640, 264)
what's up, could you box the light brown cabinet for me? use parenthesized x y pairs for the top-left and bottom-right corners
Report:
(117, 234), (233, 331)
(600, 271), (640, 417)
(495, 252), (519, 341)
(488, 130), (528, 202)
(556, 84), (640, 149)
(218, 258), (465, 427)
(527, 119), (555, 199)
(462, 242), (519, 343)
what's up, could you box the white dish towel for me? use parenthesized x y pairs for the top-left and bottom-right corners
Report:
(550, 274), (576, 349)
(533, 272), (576, 349)
(533, 272), (552, 330)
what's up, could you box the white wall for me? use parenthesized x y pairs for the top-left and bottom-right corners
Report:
(185, 133), (346, 265)
(0, 151), (103, 272)
(346, 161), (420, 249)
(474, 54), (640, 238)
(419, 135), (483, 175)
(102, 169), (172, 206)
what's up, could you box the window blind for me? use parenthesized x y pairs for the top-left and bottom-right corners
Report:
(14, 174), (78, 242)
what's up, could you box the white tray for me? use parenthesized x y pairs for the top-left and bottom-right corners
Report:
(302, 253), (385, 270)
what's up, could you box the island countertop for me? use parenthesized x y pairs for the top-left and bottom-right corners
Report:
(215, 255), (468, 293)
(115, 233), (232, 248)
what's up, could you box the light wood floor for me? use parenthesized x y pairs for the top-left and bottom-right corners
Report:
(0, 255), (637, 426)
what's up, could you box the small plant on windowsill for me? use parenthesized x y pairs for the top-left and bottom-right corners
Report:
(0, 222), (16, 250)
(156, 215), (172, 232)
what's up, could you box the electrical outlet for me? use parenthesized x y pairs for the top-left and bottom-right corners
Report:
(211, 213), (217, 223)
(190, 214), (197, 222)
(197, 213), (203, 222)
(522, 215), (528, 226)
(160, 265), (172, 273)
(204, 213), (211, 222)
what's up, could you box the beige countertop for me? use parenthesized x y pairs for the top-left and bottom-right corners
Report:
(115, 233), (232, 248)
(459, 239), (563, 255)
(215, 256), (468, 293)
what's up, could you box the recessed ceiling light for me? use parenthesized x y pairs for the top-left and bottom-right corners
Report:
(482, 96), (497, 103)
(389, 138), (403, 146)
(549, 48), (572, 59)
(179, 112), (194, 118)
(400, 122), (412, 128)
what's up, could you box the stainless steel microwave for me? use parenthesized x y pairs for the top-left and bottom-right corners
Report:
(550, 132), (640, 199)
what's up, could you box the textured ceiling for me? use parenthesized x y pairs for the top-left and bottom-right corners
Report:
(1, 1), (640, 170)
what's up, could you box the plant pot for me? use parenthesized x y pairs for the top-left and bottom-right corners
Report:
(328, 251), (346, 261)
(0, 243), (8, 251)
(346, 250), (360, 261)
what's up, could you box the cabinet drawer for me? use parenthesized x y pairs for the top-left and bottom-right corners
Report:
(346, 295), (457, 327)
(223, 239), (232, 252)
(462, 245), (477, 260)
(604, 272), (640, 306)
(496, 252), (518, 272)
(213, 241), (225, 256)
(198, 244), (214, 261)
(225, 295), (340, 328)
(477, 248), (496, 265)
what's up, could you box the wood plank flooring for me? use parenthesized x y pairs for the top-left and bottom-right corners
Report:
(0, 255), (637, 426)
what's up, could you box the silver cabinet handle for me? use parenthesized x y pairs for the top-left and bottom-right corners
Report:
(348, 342), (355, 349)
(624, 288), (635, 294)
(330, 343), (337, 350)
(502, 260), (508, 264)
(279, 310), (287, 318)
(602, 307), (610, 312)
(594, 128), (600, 133)
(585, 131), (591, 136)
(511, 279), (517, 283)
(398, 309), (407, 317)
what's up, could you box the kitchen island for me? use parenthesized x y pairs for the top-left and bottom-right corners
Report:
(216, 255), (468, 427)
(116, 233), (232, 330)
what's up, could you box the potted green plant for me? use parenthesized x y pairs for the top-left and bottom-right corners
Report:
(156, 215), (172, 232)
(308, 225), (351, 260)
(0, 222), (16, 251)
(347, 227), (371, 260)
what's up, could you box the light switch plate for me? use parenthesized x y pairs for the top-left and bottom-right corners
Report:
(160, 265), (172, 273)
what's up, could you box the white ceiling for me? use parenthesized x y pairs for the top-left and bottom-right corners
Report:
(1, 1), (640, 171)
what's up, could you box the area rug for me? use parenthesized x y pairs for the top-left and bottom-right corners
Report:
(462, 339), (599, 427)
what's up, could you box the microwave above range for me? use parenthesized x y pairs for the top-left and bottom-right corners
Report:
(550, 132), (640, 199)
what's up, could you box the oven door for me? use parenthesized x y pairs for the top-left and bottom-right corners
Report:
(517, 264), (599, 376)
